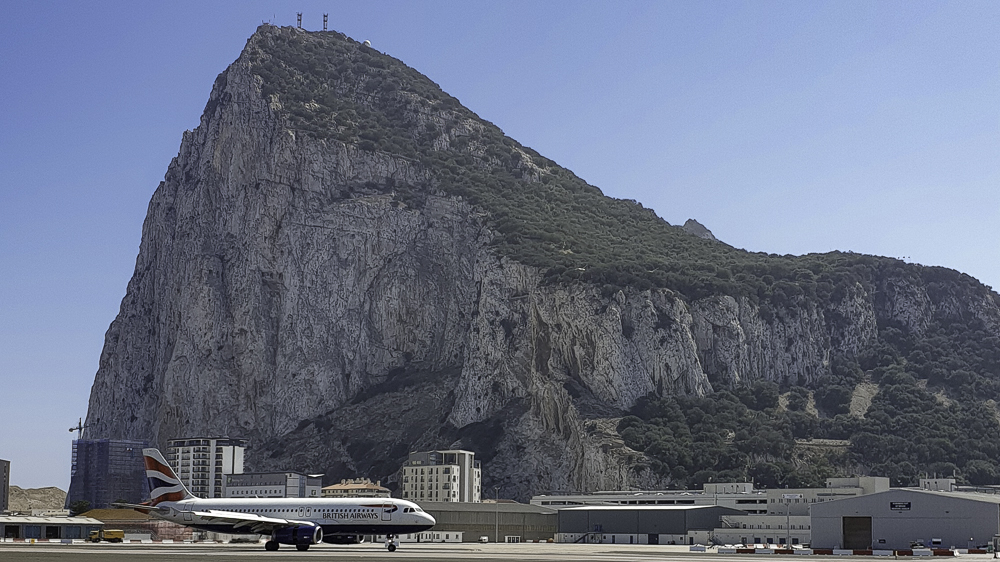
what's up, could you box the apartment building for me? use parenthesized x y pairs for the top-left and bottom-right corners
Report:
(400, 450), (481, 503)
(166, 438), (246, 499)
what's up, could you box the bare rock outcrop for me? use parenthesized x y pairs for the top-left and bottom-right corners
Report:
(83, 26), (1000, 501)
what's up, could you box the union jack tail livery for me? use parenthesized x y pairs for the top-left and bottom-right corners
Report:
(143, 448), (194, 505)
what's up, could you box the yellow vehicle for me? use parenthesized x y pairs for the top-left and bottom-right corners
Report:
(88, 529), (125, 543)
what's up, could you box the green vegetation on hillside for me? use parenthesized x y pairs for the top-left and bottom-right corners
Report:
(243, 27), (981, 304)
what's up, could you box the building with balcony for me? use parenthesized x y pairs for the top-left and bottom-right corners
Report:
(224, 472), (322, 498)
(400, 450), (481, 503)
(166, 438), (246, 499)
(322, 478), (390, 498)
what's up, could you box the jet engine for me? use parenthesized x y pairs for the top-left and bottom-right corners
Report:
(272, 525), (323, 545)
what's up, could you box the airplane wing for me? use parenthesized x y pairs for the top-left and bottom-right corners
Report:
(188, 509), (315, 534)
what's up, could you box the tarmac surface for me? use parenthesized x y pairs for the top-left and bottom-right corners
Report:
(0, 542), (997, 562)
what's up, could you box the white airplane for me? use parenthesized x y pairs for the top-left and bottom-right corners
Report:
(117, 448), (435, 552)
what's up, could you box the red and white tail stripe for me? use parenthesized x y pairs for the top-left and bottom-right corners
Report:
(143, 448), (194, 505)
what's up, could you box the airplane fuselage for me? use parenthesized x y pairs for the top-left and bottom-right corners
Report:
(152, 496), (435, 537)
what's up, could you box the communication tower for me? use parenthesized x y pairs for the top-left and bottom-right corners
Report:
(297, 12), (302, 28)
(323, 13), (328, 31)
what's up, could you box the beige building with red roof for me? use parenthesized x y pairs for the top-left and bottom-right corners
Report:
(321, 478), (390, 498)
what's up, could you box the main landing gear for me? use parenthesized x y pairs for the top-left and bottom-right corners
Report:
(385, 534), (398, 552)
(296, 544), (310, 551)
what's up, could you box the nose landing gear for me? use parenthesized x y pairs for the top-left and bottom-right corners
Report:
(385, 534), (398, 552)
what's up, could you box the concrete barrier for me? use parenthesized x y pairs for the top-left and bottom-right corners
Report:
(718, 547), (737, 554)
(690, 545), (707, 552)
(794, 549), (814, 555)
(873, 550), (894, 556)
(833, 549), (854, 555)
(913, 548), (934, 556)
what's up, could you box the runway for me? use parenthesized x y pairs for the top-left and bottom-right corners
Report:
(0, 542), (996, 562)
(0, 542), (751, 562)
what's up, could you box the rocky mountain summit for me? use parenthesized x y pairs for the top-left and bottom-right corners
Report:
(85, 26), (1000, 500)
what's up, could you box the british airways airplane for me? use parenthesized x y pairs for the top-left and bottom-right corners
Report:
(118, 448), (435, 552)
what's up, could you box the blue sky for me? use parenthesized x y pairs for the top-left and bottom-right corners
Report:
(1, 1), (997, 489)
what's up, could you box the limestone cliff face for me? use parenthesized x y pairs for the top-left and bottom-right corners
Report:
(85, 26), (1000, 501)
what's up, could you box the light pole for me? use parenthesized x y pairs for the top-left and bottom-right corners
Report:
(781, 494), (802, 547)
(494, 486), (501, 544)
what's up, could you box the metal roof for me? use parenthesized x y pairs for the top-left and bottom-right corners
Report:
(0, 515), (103, 524)
(559, 504), (722, 511)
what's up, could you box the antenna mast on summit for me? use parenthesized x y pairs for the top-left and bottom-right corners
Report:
(323, 14), (328, 31)
(69, 418), (87, 440)
(297, 12), (302, 28)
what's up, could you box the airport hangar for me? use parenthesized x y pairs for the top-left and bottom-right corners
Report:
(811, 488), (1000, 550)
(557, 505), (745, 544)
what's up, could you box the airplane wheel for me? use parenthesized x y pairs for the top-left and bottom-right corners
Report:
(388, 544), (397, 552)
(264, 540), (279, 551)
(296, 543), (310, 551)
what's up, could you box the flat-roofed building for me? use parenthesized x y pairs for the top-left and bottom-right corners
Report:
(322, 478), (389, 498)
(0, 459), (9, 513)
(532, 482), (767, 514)
(224, 472), (322, 498)
(0, 514), (103, 540)
(766, 477), (889, 516)
(557, 505), (746, 545)
(65, 439), (148, 510)
(400, 450), (481, 503)
(167, 437), (246, 499)
(409, 500), (556, 543)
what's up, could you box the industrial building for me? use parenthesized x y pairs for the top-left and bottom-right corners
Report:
(322, 478), (390, 498)
(533, 483), (767, 513)
(223, 471), (322, 498)
(0, 514), (103, 540)
(400, 450), (481, 503)
(416, 500), (557, 543)
(811, 488), (1000, 550)
(0, 459), (9, 513)
(167, 437), (246, 498)
(712, 513), (812, 546)
(557, 505), (745, 544)
(65, 439), (148, 510)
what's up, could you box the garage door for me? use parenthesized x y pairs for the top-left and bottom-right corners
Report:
(842, 517), (872, 550)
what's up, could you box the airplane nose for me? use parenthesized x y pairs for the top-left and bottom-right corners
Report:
(424, 513), (436, 525)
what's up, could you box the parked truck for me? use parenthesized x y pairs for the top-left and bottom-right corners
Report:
(88, 529), (125, 543)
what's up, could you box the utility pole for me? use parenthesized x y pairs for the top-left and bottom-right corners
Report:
(494, 486), (500, 543)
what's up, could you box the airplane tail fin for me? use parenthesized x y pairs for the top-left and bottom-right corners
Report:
(142, 448), (195, 504)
